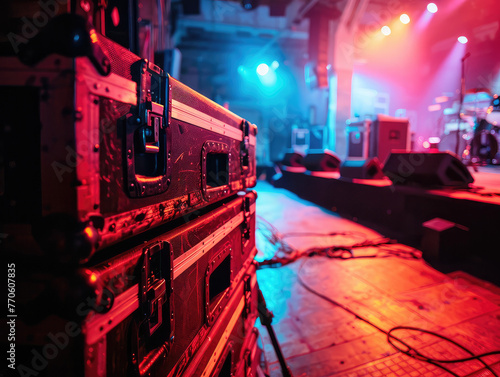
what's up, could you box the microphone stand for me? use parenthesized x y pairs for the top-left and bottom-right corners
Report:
(455, 52), (470, 156)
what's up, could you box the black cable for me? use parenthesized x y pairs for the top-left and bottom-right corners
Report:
(388, 326), (500, 363)
(296, 259), (500, 377)
(257, 233), (421, 267)
(257, 218), (499, 374)
(388, 327), (500, 376)
(257, 216), (423, 267)
(296, 259), (387, 334)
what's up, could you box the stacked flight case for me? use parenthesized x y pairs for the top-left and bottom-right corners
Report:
(1, 2), (265, 376)
(0, 31), (257, 260)
(10, 193), (263, 377)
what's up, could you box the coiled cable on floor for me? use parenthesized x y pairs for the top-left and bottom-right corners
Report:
(296, 259), (500, 377)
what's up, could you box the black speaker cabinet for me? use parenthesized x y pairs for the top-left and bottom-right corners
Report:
(347, 120), (370, 159)
(280, 152), (305, 167)
(339, 158), (385, 180)
(382, 151), (474, 187)
(303, 150), (341, 171)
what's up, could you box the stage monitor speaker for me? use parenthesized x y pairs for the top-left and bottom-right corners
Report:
(303, 150), (341, 171)
(382, 151), (474, 187)
(339, 158), (385, 180)
(280, 152), (305, 167)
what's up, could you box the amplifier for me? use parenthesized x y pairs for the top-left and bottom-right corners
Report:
(369, 114), (410, 163)
(14, 190), (257, 376)
(346, 120), (371, 159)
(0, 17), (257, 261)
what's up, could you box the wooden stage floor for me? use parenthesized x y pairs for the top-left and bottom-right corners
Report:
(254, 180), (500, 377)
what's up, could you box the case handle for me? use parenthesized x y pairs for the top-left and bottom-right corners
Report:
(126, 60), (172, 198)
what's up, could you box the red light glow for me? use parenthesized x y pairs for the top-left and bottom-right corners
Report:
(381, 26), (391, 36)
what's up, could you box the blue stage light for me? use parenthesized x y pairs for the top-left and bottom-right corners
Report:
(257, 63), (269, 76)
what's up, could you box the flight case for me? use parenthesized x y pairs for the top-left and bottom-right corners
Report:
(15, 190), (257, 376)
(0, 16), (257, 261)
(173, 265), (263, 377)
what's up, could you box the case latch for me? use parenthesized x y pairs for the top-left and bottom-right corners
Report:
(126, 60), (172, 198)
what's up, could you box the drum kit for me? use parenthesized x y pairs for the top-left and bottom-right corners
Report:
(440, 89), (500, 165)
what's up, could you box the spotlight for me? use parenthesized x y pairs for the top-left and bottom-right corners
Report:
(458, 36), (468, 44)
(256, 63), (269, 76)
(381, 26), (391, 36)
(271, 60), (280, 70)
(400, 14), (410, 24)
(241, 0), (259, 10)
(427, 3), (438, 13)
